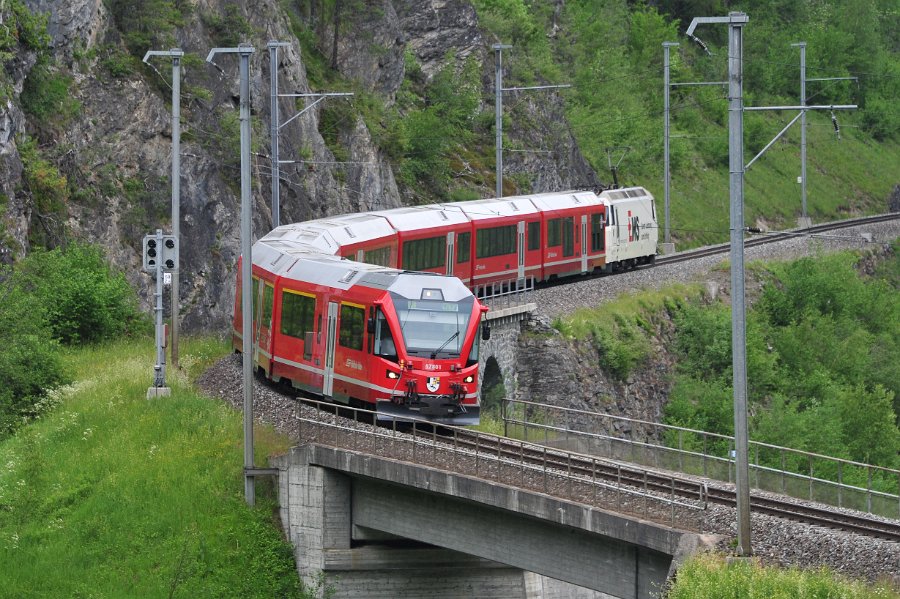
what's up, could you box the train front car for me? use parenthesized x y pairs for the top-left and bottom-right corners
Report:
(374, 273), (488, 425)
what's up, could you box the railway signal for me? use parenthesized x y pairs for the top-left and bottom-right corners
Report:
(143, 229), (176, 398)
(142, 232), (178, 273)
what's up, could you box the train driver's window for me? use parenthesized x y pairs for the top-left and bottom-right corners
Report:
(373, 309), (398, 361)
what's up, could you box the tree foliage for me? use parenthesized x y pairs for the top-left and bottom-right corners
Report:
(665, 250), (900, 475)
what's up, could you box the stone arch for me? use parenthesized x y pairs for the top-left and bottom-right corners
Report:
(480, 356), (504, 414)
(477, 313), (528, 416)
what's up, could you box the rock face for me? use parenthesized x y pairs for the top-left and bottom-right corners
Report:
(1, 0), (603, 331)
(514, 315), (677, 440)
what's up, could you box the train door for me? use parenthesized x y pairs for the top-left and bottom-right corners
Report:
(580, 215), (588, 273)
(445, 231), (455, 277)
(517, 221), (525, 281)
(253, 279), (274, 372)
(323, 301), (338, 397)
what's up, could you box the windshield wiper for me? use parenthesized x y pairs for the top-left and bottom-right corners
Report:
(430, 330), (460, 359)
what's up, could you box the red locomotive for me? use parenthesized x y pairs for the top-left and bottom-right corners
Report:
(233, 244), (488, 425)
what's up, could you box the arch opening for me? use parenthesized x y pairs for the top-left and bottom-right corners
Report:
(481, 356), (505, 416)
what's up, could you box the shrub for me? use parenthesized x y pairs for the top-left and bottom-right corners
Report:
(0, 266), (68, 437)
(15, 243), (150, 344)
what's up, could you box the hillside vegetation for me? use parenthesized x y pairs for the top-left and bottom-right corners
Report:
(555, 242), (900, 492)
(0, 338), (314, 598)
(470, 0), (900, 246)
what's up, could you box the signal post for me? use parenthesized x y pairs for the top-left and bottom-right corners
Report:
(143, 228), (178, 398)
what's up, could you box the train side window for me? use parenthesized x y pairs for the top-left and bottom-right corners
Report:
(280, 291), (316, 339)
(402, 236), (446, 270)
(547, 218), (561, 247)
(250, 277), (260, 318)
(339, 304), (365, 351)
(262, 284), (274, 324)
(476, 225), (516, 259)
(562, 216), (575, 257)
(364, 246), (392, 267)
(457, 232), (471, 263)
(591, 214), (605, 252)
(527, 221), (540, 251)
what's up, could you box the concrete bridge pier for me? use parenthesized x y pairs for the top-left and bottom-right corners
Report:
(274, 453), (534, 597)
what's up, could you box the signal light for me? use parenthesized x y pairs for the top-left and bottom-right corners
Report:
(142, 233), (179, 273)
(464, 375), (474, 383)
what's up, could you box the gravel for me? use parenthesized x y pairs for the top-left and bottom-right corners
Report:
(198, 216), (900, 585)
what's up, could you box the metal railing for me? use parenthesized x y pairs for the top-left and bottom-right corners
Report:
(503, 399), (900, 519)
(294, 399), (705, 529)
(474, 276), (535, 311)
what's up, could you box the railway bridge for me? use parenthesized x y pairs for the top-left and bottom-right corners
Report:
(476, 280), (538, 412)
(270, 411), (715, 599)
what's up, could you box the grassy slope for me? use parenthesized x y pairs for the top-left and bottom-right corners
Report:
(642, 112), (900, 248)
(0, 338), (309, 598)
(668, 554), (900, 598)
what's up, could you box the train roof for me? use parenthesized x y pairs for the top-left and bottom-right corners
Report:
(252, 237), (471, 299)
(372, 205), (470, 231)
(441, 196), (540, 220)
(600, 186), (651, 203)
(526, 190), (603, 211)
(312, 212), (396, 247)
(260, 222), (340, 254)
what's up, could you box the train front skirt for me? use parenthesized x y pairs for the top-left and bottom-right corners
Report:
(376, 397), (480, 426)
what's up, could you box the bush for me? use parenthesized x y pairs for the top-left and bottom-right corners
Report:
(0, 267), (68, 437)
(15, 243), (150, 344)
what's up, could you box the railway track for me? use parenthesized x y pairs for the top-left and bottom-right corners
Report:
(448, 427), (900, 542)
(655, 213), (898, 268)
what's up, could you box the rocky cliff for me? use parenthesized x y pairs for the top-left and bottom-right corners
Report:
(2, 0), (602, 331)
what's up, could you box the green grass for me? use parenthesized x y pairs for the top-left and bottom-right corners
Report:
(552, 283), (704, 380)
(0, 337), (313, 598)
(633, 111), (900, 249)
(667, 553), (900, 598)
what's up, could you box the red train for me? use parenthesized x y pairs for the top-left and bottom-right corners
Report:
(263, 186), (658, 288)
(233, 246), (488, 425)
(232, 186), (658, 425)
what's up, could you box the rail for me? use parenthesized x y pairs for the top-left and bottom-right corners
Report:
(293, 398), (705, 530)
(503, 399), (900, 519)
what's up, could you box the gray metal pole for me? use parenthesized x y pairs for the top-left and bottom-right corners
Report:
(268, 41), (289, 228)
(154, 229), (166, 387)
(727, 13), (752, 558)
(793, 42), (808, 223)
(143, 49), (185, 369)
(663, 42), (678, 245)
(494, 44), (508, 198)
(238, 46), (255, 506)
(170, 51), (181, 368)
(270, 44), (280, 229)
(207, 44), (257, 506)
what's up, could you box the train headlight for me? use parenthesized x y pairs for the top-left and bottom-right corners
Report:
(463, 375), (474, 383)
(386, 370), (400, 380)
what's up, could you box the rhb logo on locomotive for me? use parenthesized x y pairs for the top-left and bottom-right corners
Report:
(629, 214), (641, 242)
(426, 377), (440, 393)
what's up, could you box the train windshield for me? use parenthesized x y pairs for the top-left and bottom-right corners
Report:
(390, 293), (475, 359)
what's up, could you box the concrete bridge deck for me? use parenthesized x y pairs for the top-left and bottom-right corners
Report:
(271, 419), (716, 598)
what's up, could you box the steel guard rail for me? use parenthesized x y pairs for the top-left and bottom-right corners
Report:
(503, 399), (900, 519)
(293, 398), (705, 530)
